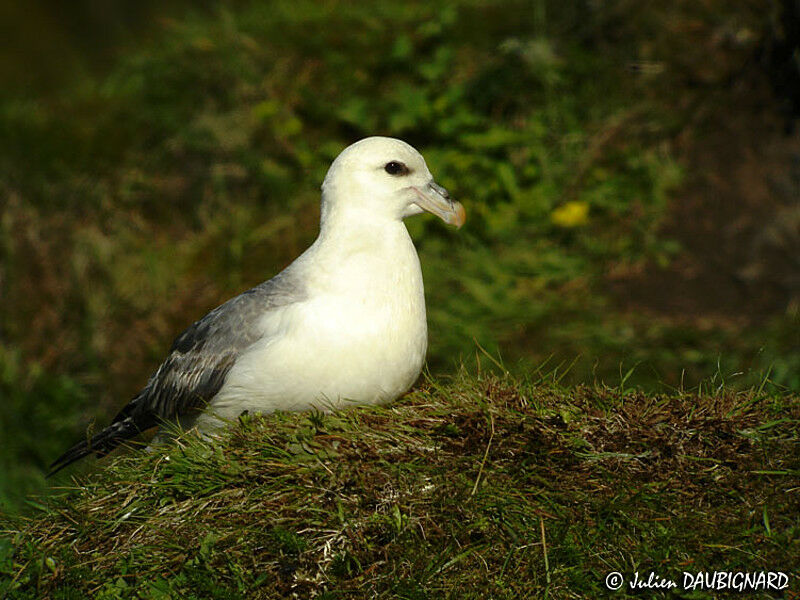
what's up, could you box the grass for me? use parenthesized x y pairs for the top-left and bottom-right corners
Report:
(2, 372), (797, 598)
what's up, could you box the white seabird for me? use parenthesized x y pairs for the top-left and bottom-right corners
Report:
(50, 136), (465, 474)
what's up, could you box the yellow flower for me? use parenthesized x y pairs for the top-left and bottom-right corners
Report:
(551, 201), (589, 227)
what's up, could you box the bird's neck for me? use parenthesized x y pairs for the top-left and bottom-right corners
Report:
(298, 199), (419, 294)
(316, 215), (410, 260)
(315, 194), (410, 257)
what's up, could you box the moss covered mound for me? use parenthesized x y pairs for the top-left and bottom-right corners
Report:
(2, 374), (798, 598)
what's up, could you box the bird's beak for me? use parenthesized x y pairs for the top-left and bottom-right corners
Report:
(411, 182), (466, 228)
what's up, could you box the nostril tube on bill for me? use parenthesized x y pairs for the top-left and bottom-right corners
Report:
(429, 181), (450, 199)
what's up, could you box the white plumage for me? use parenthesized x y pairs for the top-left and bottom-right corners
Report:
(50, 136), (465, 473)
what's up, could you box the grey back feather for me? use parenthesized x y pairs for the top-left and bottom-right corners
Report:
(141, 270), (306, 420)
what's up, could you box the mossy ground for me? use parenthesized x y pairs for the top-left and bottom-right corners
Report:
(2, 373), (797, 599)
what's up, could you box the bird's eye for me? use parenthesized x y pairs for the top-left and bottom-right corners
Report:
(384, 161), (409, 176)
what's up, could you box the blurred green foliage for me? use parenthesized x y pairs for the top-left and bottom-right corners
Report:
(0, 347), (88, 510)
(1, 0), (797, 511)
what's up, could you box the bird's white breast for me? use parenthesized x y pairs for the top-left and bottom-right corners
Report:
(200, 223), (427, 429)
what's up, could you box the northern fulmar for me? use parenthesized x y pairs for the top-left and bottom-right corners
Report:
(50, 136), (465, 474)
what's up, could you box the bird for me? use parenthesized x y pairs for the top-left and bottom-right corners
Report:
(49, 136), (465, 475)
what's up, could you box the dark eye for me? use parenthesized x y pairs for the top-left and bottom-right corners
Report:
(384, 161), (409, 175)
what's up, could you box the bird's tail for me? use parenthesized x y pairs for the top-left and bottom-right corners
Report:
(48, 413), (153, 477)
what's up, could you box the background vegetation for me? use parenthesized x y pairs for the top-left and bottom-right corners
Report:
(1, 0), (798, 516)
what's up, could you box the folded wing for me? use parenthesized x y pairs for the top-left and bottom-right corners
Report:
(49, 273), (305, 475)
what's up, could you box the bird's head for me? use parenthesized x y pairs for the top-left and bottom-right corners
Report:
(321, 137), (466, 228)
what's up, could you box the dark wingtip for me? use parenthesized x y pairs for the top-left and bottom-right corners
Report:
(47, 414), (155, 478)
(47, 440), (93, 478)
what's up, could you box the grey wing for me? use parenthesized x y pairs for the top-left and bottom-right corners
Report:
(49, 272), (305, 475)
(145, 288), (281, 419)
